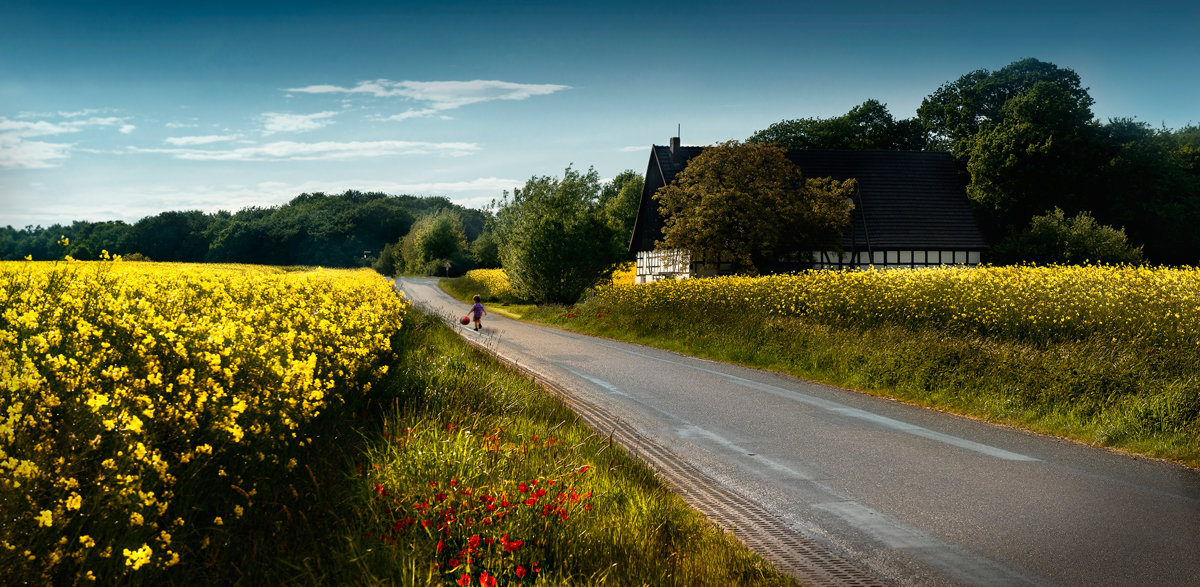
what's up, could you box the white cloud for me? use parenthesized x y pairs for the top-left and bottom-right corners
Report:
(119, 124), (136, 134)
(261, 111), (340, 135)
(131, 139), (479, 161)
(286, 79), (571, 119)
(0, 134), (73, 169)
(619, 145), (647, 152)
(165, 134), (241, 146)
(0, 114), (132, 168)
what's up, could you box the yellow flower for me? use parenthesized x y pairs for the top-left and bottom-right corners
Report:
(79, 535), (96, 548)
(35, 510), (53, 527)
(122, 544), (152, 570)
(66, 493), (82, 510)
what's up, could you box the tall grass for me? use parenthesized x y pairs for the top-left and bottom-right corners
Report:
(341, 310), (794, 585)
(527, 265), (1200, 467)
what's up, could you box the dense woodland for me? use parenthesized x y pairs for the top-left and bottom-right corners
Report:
(5, 59), (1198, 275)
(1, 191), (488, 269)
(749, 58), (1200, 265)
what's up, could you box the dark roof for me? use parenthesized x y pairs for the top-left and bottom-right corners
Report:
(629, 145), (986, 253)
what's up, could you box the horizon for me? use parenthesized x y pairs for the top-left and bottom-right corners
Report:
(2, 0), (1197, 229)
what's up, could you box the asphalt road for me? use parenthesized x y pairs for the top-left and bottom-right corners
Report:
(397, 277), (1200, 586)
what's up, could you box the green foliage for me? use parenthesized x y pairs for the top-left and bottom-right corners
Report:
(469, 229), (501, 268)
(0, 191), (498, 267)
(748, 99), (928, 150)
(398, 209), (471, 276)
(654, 141), (856, 275)
(918, 58), (1094, 153)
(990, 208), (1144, 265)
(372, 241), (398, 275)
(962, 81), (1103, 235)
(493, 166), (625, 304)
(597, 170), (644, 254)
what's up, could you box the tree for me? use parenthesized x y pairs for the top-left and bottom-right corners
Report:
(597, 170), (644, 255)
(748, 100), (928, 151)
(918, 58), (1094, 153)
(962, 81), (1102, 236)
(469, 229), (501, 269)
(654, 141), (856, 275)
(493, 166), (624, 304)
(990, 208), (1144, 265)
(399, 210), (470, 275)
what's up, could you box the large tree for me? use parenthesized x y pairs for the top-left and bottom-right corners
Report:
(493, 166), (625, 304)
(597, 169), (644, 255)
(654, 141), (856, 275)
(918, 58), (1094, 153)
(397, 209), (470, 276)
(962, 81), (1102, 235)
(748, 99), (927, 151)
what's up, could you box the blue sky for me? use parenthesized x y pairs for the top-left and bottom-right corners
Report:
(2, 0), (1196, 229)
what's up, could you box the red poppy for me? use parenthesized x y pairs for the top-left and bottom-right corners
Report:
(457, 573), (470, 586)
(480, 571), (497, 587)
(515, 565), (526, 578)
(436, 541), (445, 552)
(524, 497), (537, 507)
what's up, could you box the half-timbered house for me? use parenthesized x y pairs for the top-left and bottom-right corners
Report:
(629, 138), (987, 283)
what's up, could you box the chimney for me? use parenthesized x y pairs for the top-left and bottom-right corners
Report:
(669, 136), (681, 160)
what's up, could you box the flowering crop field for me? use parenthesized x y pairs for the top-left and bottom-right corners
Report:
(0, 259), (408, 582)
(591, 264), (1200, 348)
(539, 264), (1200, 462)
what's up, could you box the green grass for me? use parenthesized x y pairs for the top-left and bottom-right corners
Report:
(519, 297), (1200, 469)
(167, 309), (795, 585)
(440, 273), (537, 319)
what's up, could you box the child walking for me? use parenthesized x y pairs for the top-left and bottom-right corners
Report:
(469, 294), (487, 331)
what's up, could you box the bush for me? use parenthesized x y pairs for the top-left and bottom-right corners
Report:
(991, 207), (1144, 265)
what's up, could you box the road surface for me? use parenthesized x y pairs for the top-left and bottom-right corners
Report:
(396, 277), (1200, 586)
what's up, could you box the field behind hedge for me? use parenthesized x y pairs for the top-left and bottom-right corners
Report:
(520, 265), (1200, 466)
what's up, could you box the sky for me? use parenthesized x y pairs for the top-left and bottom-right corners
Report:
(1, 0), (1197, 229)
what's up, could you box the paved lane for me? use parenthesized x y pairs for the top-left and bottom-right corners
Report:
(397, 277), (1200, 586)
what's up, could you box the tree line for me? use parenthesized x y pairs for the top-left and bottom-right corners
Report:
(1, 191), (488, 269)
(747, 58), (1200, 265)
(6, 58), (1195, 305)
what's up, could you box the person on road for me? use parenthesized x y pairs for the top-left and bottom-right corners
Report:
(469, 295), (487, 331)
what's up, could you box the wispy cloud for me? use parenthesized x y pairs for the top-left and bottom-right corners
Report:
(0, 114), (133, 168)
(261, 111), (340, 135)
(165, 135), (241, 146)
(0, 134), (73, 169)
(131, 139), (479, 161)
(287, 79), (571, 121)
(618, 145), (647, 152)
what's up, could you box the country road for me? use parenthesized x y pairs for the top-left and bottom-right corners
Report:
(396, 277), (1200, 586)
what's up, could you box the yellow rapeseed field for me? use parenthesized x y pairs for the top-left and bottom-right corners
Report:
(589, 265), (1200, 347)
(1, 257), (408, 582)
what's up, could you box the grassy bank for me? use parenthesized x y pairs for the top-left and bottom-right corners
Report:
(450, 265), (1200, 468)
(2, 259), (791, 584)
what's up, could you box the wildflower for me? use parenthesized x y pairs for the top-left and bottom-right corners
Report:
(36, 510), (53, 527)
(123, 544), (152, 570)
(479, 570), (497, 587)
(457, 573), (471, 586)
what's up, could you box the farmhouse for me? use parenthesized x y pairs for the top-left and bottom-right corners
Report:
(629, 137), (987, 283)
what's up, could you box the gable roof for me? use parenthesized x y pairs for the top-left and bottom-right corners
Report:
(629, 144), (987, 253)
